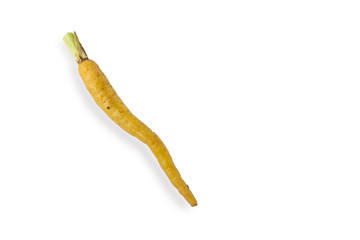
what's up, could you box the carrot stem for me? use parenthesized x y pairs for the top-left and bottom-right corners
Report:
(63, 32), (88, 63)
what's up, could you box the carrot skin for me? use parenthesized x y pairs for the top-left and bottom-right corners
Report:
(78, 59), (197, 207)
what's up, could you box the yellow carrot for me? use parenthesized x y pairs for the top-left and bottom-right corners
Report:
(64, 32), (197, 207)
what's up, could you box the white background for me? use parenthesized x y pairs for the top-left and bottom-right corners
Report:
(0, 0), (359, 239)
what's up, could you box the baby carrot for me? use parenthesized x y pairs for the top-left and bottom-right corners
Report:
(63, 32), (197, 207)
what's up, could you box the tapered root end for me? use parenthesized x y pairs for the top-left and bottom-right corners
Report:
(63, 32), (88, 63)
(185, 192), (198, 207)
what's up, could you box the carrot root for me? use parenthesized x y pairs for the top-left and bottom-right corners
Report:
(64, 32), (197, 207)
